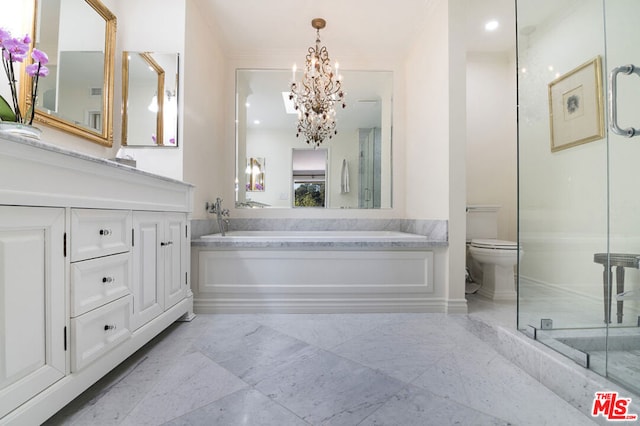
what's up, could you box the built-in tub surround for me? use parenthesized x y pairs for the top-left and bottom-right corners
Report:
(191, 218), (448, 240)
(191, 219), (448, 314)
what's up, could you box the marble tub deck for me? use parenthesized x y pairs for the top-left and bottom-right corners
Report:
(46, 298), (617, 425)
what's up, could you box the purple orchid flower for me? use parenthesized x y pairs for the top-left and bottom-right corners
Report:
(0, 28), (11, 46)
(31, 48), (48, 65)
(0, 28), (49, 124)
(2, 38), (28, 62)
(26, 63), (49, 77)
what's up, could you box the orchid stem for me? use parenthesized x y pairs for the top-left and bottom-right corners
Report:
(29, 63), (40, 125)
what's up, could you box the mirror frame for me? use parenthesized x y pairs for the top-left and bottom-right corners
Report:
(121, 52), (165, 146)
(20, 0), (117, 147)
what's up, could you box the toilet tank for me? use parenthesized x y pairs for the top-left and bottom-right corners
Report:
(466, 205), (500, 242)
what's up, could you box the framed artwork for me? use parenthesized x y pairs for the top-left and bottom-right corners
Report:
(548, 56), (604, 152)
(245, 157), (265, 191)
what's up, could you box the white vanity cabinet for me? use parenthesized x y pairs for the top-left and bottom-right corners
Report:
(132, 211), (188, 330)
(0, 135), (194, 425)
(0, 206), (66, 419)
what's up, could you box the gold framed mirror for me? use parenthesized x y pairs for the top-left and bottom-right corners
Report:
(122, 52), (179, 147)
(20, 0), (117, 146)
(122, 52), (164, 146)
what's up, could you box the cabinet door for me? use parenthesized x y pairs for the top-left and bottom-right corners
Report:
(131, 212), (164, 330)
(164, 213), (187, 309)
(0, 206), (65, 419)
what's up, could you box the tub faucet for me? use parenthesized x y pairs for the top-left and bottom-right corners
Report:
(207, 197), (230, 236)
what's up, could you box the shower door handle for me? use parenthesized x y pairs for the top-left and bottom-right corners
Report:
(609, 64), (640, 137)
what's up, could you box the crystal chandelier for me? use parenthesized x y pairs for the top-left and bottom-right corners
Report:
(290, 18), (345, 148)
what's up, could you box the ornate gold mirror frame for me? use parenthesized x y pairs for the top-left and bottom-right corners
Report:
(122, 52), (165, 146)
(20, 0), (117, 146)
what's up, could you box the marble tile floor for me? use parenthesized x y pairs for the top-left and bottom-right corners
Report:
(45, 301), (601, 426)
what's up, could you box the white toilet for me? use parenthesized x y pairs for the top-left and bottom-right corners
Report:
(466, 205), (521, 301)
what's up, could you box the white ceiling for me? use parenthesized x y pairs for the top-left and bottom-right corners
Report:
(200, 0), (517, 60)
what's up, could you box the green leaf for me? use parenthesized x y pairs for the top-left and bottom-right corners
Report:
(0, 95), (17, 122)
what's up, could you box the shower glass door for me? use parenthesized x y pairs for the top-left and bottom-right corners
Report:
(603, 0), (640, 394)
(517, 0), (640, 394)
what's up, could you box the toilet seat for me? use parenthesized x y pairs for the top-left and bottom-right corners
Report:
(470, 239), (518, 250)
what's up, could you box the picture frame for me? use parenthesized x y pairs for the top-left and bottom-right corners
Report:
(245, 157), (265, 191)
(548, 56), (604, 152)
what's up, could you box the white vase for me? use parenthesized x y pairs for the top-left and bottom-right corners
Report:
(0, 122), (42, 140)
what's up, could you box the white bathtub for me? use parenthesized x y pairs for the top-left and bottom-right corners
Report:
(191, 229), (440, 313)
(200, 230), (429, 242)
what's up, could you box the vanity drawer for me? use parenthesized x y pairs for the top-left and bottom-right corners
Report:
(71, 209), (132, 262)
(70, 295), (132, 372)
(71, 252), (132, 317)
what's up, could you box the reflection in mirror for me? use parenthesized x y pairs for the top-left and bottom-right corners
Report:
(245, 157), (265, 191)
(293, 148), (327, 208)
(235, 69), (393, 209)
(22, 0), (116, 146)
(122, 52), (179, 147)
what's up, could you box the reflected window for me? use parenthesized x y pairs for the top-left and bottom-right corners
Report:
(292, 148), (327, 207)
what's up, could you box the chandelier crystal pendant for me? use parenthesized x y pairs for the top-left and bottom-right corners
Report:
(290, 18), (346, 148)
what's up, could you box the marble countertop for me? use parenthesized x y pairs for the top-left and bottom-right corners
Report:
(190, 219), (449, 250)
(191, 238), (447, 250)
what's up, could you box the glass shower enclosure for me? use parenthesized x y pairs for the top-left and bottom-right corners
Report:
(517, 0), (640, 394)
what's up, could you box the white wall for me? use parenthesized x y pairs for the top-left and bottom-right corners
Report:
(182, 1), (226, 220)
(466, 52), (517, 242)
(404, 3), (450, 221)
(404, 0), (467, 312)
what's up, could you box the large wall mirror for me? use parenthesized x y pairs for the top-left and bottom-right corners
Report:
(122, 52), (179, 147)
(236, 69), (393, 209)
(21, 0), (116, 146)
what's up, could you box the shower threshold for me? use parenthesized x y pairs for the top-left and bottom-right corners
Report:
(532, 327), (640, 396)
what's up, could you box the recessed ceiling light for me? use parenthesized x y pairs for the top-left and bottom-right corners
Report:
(253, 120), (260, 125)
(485, 20), (499, 32)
